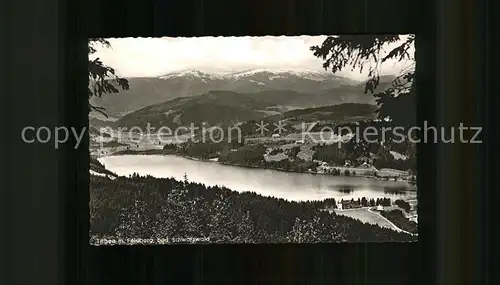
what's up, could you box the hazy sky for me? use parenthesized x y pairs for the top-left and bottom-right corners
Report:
(91, 36), (414, 80)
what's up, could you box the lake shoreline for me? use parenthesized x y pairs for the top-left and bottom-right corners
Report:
(98, 149), (417, 191)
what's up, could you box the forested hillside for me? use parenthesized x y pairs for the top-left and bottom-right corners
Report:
(90, 174), (415, 243)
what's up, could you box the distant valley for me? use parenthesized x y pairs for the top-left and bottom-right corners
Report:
(97, 92), (378, 132)
(90, 69), (393, 118)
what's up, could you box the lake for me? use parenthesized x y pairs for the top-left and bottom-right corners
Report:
(98, 155), (417, 202)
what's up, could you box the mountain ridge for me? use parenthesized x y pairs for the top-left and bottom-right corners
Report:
(110, 89), (379, 131)
(90, 69), (382, 118)
(157, 68), (351, 81)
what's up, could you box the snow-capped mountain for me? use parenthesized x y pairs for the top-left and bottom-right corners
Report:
(228, 68), (337, 81)
(90, 68), (372, 118)
(155, 69), (361, 94)
(159, 70), (226, 81)
(159, 68), (350, 83)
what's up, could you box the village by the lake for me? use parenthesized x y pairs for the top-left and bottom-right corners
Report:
(89, 35), (417, 244)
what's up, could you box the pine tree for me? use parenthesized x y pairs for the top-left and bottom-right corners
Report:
(361, 197), (368, 207)
(308, 215), (325, 243)
(115, 207), (128, 238)
(88, 39), (129, 117)
(183, 196), (204, 238)
(310, 35), (415, 130)
(287, 216), (322, 243)
(157, 185), (190, 239)
(153, 197), (176, 241)
(323, 215), (349, 242)
(207, 194), (234, 243)
(235, 210), (255, 243)
(118, 198), (152, 239)
(288, 217), (305, 243)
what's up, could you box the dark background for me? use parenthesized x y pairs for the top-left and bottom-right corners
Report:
(1, 0), (493, 284)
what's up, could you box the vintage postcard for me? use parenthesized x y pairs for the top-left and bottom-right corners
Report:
(88, 35), (417, 244)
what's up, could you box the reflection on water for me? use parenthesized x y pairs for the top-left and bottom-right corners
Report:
(334, 185), (354, 193)
(99, 155), (418, 202)
(383, 187), (409, 195)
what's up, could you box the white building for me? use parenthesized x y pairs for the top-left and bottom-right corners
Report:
(376, 205), (383, 211)
(271, 133), (280, 138)
(337, 202), (343, 210)
(360, 162), (371, 168)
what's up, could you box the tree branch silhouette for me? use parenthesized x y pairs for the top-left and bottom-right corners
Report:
(88, 38), (130, 117)
(310, 34), (416, 130)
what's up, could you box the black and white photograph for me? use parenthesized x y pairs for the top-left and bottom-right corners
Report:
(89, 35), (417, 244)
